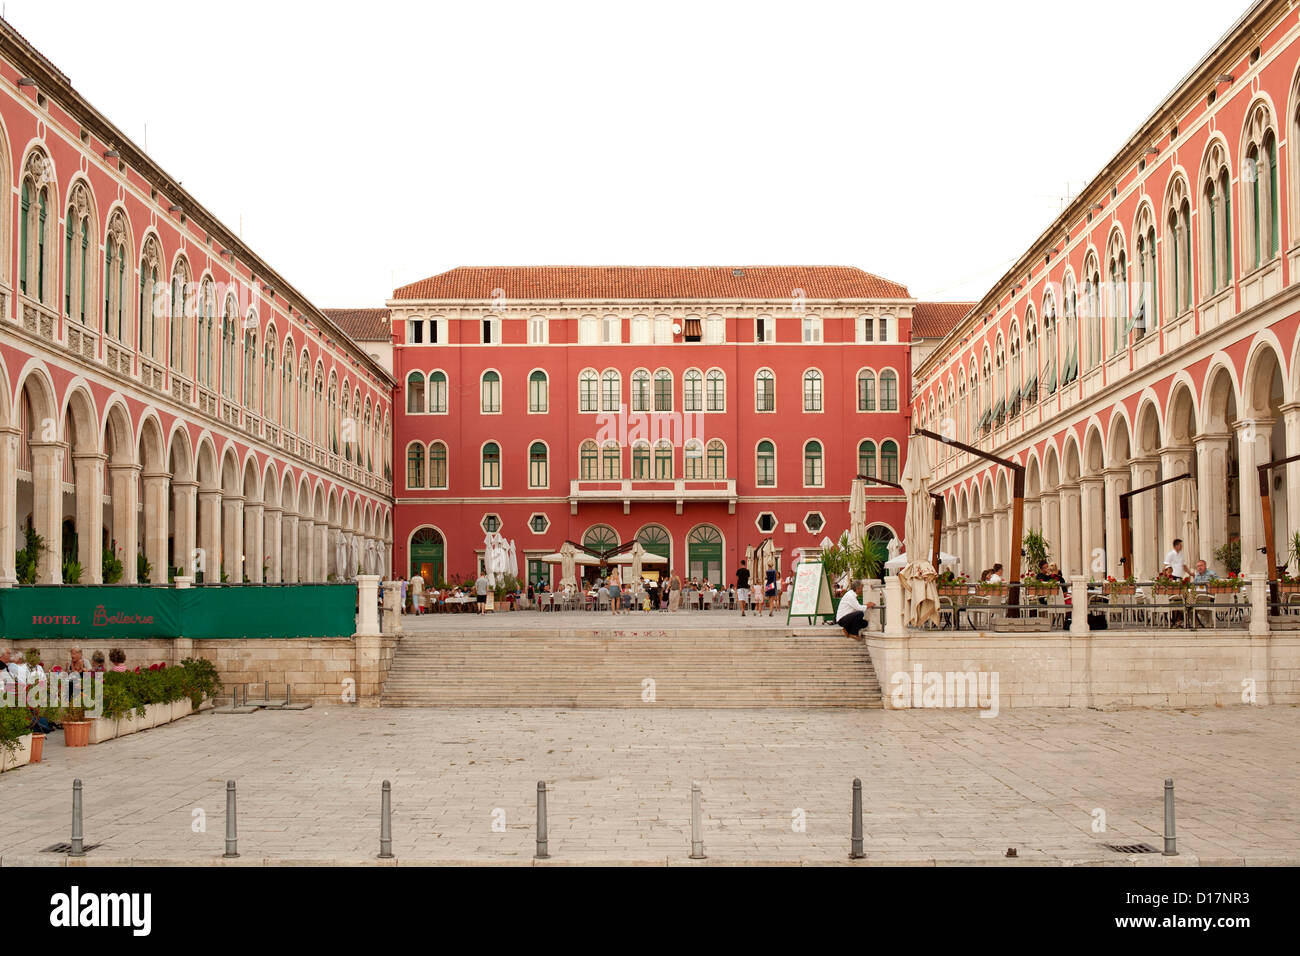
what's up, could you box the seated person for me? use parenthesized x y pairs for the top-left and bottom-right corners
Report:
(1192, 560), (1213, 585)
(987, 563), (1004, 584)
(90, 651), (106, 672)
(835, 581), (876, 638)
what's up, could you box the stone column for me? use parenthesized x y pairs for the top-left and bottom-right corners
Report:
(1193, 432), (1231, 573)
(109, 461), (141, 584)
(1235, 418), (1271, 576)
(171, 481), (198, 580)
(1024, 496), (1042, 538)
(73, 452), (106, 583)
(29, 442), (65, 583)
(197, 489), (222, 583)
(1040, 490), (1061, 570)
(1281, 403), (1300, 573)
(356, 574), (381, 635)
(1059, 482), (1082, 578)
(0, 427), (17, 585)
(265, 507), (283, 582)
(222, 495), (245, 582)
(141, 472), (169, 583)
(1128, 457), (1160, 579)
(1159, 445), (1195, 569)
(990, 507), (1006, 571)
(1103, 467), (1130, 578)
(244, 502), (264, 583)
(324, 523), (340, 581)
(299, 518), (314, 582)
(283, 513), (299, 583)
(1078, 476), (1105, 580)
(980, 513), (994, 572)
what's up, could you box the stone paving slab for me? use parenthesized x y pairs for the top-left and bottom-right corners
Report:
(398, 609), (831, 634)
(0, 706), (1296, 866)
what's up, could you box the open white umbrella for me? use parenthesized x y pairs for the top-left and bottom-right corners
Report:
(849, 478), (867, 549)
(899, 434), (940, 627)
(887, 551), (958, 571)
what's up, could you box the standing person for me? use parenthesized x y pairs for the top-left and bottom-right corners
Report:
(1163, 539), (1187, 579)
(764, 567), (779, 617)
(735, 560), (751, 617)
(474, 570), (490, 614)
(609, 571), (623, 615)
(409, 571), (425, 615)
(668, 570), (682, 613)
(399, 576), (408, 614)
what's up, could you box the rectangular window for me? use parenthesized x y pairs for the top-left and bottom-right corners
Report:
(602, 445), (621, 480)
(482, 456), (500, 488)
(481, 377), (501, 414)
(654, 316), (673, 344)
(529, 376), (548, 413)
(580, 445), (598, 480)
(654, 376), (672, 412)
(881, 374), (898, 411)
(861, 318), (874, 343)
(802, 317), (821, 343)
(410, 321), (423, 345)
(529, 317), (548, 345)
(429, 319), (439, 344)
(632, 446), (650, 480)
(654, 446), (673, 479)
(580, 376), (598, 413)
(631, 316), (651, 344)
(685, 449), (704, 480)
(858, 376), (876, 411)
(878, 317), (889, 342)
(756, 378), (774, 412)
(706, 374), (725, 412)
(579, 316), (598, 345)
(529, 456), (548, 489)
(804, 455), (822, 487)
(757, 456), (775, 487)
(755, 317), (768, 343)
(429, 376), (447, 414)
(704, 316), (725, 344)
(602, 316), (621, 345)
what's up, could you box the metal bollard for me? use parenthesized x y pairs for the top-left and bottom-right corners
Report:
(535, 781), (550, 860)
(850, 778), (864, 859)
(1163, 778), (1177, 856)
(689, 781), (706, 859)
(378, 781), (394, 859)
(223, 780), (240, 858)
(69, 779), (85, 858)
(263, 680), (269, 703)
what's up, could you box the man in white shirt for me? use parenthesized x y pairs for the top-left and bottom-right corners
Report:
(1163, 539), (1187, 579)
(835, 582), (875, 639)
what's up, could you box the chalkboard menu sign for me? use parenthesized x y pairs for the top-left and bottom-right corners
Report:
(787, 560), (834, 624)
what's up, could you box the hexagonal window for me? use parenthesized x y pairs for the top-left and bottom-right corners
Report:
(803, 512), (825, 534)
(755, 512), (778, 534)
(529, 513), (550, 535)
(481, 514), (502, 534)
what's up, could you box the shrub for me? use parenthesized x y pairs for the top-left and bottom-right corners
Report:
(15, 526), (43, 585)
(62, 557), (83, 585)
(102, 548), (124, 584)
(0, 706), (31, 753)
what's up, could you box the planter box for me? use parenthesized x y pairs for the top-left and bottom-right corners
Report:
(117, 711), (142, 736)
(198, 698), (215, 712)
(1104, 585), (1137, 597)
(171, 699), (193, 721)
(144, 703), (170, 728)
(1, 734), (33, 773)
(88, 717), (119, 745)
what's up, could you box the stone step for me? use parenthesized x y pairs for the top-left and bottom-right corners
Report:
(380, 631), (882, 709)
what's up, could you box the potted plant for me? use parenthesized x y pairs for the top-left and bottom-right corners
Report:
(1286, 531), (1300, 578)
(1021, 530), (1051, 577)
(1019, 573), (1059, 601)
(935, 570), (970, 597)
(0, 706), (34, 772)
(15, 526), (44, 585)
(102, 547), (124, 584)
(1153, 568), (1190, 596)
(1205, 572), (1242, 595)
(1279, 570), (1300, 597)
(1104, 574), (1137, 597)
(61, 702), (91, 748)
(1214, 540), (1242, 576)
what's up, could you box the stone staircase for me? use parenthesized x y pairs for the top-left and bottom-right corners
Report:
(379, 628), (882, 708)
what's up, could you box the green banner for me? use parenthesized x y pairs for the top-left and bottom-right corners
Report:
(0, 586), (357, 641)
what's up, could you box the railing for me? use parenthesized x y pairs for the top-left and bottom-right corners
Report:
(932, 583), (1258, 632)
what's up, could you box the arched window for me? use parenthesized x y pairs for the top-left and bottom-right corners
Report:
(103, 213), (130, 344)
(803, 370), (823, 412)
(1008, 325), (1021, 416)
(580, 440), (599, 480)
(956, 374), (967, 437)
(1244, 103), (1280, 269)
(706, 370), (725, 412)
(481, 442), (501, 488)
(282, 346), (294, 430)
(138, 238), (163, 358)
(755, 369), (775, 412)
(1042, 293), (1057, 395)
(1167, 176), (1194, 317)
(994, 338), (1006, 419)
(528, 371), (548, 414)
(654, 440), (673, 479)
(968, 360), (980, 432)
(1061, 274), (1078, 385)
(264, 335), (276, 422)
(314, 368), (325, 446)
(1201, 142), (1232, 296)
(429, 441), (448, 489)
(602, 441), (621, 480)
(879, 370), (898, 411)
(706, 439), (726, 480)
(631, 369), (651, 412)
(64, 183), (94, 326)
(881, 440), (899, 484)
(601, 370), (621, 412)
(579, 369), (599, 413)
(654, 369), (673, 412)
(632, 441), (651, 480)
(481, 371), (501, 414)
(858, 440), (877, 478)
(219, 297), (237, 398)
(406, 443), (425, 489)
(170, 258), (191, 374)
(19, 151), (55, 306)
(529, 442), (548, 488)
(756, 440), (776, 487)
(684, 369), (703, 412)
(1023, 307), (1038, 404)
(406, 372), (426, 413)
(298, 355), (309, 438)
(981, 348), (993, 425)
(857, 370), (876, 411)
(341, 388), (352, 460)
(245, 327), (259, 413)
(803, 440), (823, 487)
(429, 371), (448, 413)
(685, 439), (704, 480)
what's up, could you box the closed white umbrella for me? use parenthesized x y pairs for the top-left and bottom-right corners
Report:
(335, 532), (347, 581)
(508, 539), (519, 579)
(849, 478), (867, 548)
(899, 434), (940, 627)
(1181, 476), (1199, 570)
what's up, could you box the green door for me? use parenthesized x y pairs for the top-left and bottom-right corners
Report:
(410, 528), (444, 584)
(687, 525), (723, 586)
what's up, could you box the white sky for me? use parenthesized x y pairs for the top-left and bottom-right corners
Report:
(7, 0), (1249, 307)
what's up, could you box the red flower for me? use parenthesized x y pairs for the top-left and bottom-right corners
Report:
(51, 666), (62, 673)
(134, 666), (141, 673)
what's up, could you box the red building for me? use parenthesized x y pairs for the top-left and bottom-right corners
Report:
(389, 266), (949, 587)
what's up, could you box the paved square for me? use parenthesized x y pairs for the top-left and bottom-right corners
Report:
(1, 705), (1296, 865)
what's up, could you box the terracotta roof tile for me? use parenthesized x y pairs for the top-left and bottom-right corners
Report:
(911, 302), (975, 339)
(321, 308), (392, 341)
(393, 266), (910, 301)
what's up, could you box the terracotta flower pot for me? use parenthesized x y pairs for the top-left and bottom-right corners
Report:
(29, 733), (45, 763)
(63, 721), (91, 748)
